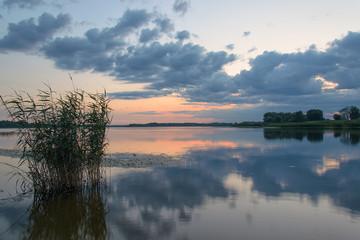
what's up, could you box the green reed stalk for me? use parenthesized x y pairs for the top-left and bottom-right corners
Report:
(0, 84), (111, 196)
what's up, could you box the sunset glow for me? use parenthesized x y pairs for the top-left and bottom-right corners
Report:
(316, 76), (339, 90)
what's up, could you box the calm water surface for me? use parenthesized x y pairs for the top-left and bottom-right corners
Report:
(0, 127), (360, 239)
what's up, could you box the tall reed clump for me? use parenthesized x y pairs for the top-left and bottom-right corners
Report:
(0, 85), (111, 196)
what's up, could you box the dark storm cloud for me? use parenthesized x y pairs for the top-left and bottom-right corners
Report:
(236, 31), (360, 97)
(179, 31), (360, 108)
(0, 7), (236, 97)
(173, 0), (190, 16)
(176, 30), (190, 41)
(113, 9), (151, 34)
(181, 72), (241, 104)
(139, 28), (160, 43)
(1, 0), (44, 9)
(155, 48), (236, 89)
(154, 17), (174, 33)
(235, 50), (330, 96)
(0, 13), (71, 52)
(113, 42), (236, 89)
(42, 36), (116, 71)
(35, 8), (234, 85)
(324, 31), (360, 89)
(42, 9), (151, 71)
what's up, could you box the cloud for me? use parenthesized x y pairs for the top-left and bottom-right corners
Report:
(176, 30), (190, 41)
(235, 31), (360, 99)
(173, 0), (190, 16)
(177, 31), (360, 112)
(1, 0), (44, 9)
(4, 6), (359, 120)
(42, 36), (116, 71)
(113, 9), (151, 34)
(0, 13), (71, 52)
(39, 8), (235, 86)
(138, 17), (175, 43)
(181, 72), (241, 104)
(154, 17), (174, 33)
(324, 31), (360, 89)
(226, 44), (234, 50)
(235, 50), (329, 97)
(170, 110), (197, 115)
(247, 47), (257, 53)
(108, 90), (171, 100)
(131, 111), (161, 115)
(42, 9), (151, 71)
(139, 28), (160, 43)
(38, 13), (360, 117)
(243, 31), (251, 37)
(113, 42), (236, 89)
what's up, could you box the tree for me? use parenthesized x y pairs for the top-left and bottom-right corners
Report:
(350, 106), (360, 120)
(306, 109), (324, 121)
(339, 106), (359, 120)
(339, 106), (350, 120)
(333, 114), (342, 120)
(292, 111), (306, 122)
(263, 112), (277, 123)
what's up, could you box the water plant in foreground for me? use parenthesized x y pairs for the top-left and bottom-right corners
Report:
(0, 85), (111, 197)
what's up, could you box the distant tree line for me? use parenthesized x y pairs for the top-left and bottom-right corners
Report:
(264, 106), (360, 123)
(263, 109), (324, 123)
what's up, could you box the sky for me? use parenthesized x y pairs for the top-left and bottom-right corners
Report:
(1, 0), (360, 124)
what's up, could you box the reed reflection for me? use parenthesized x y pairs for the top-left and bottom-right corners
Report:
(24, 186), (108, 240)
(0, 131), (18, 137)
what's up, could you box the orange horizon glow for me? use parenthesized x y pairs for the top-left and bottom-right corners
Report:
(109, 96), (239, 124)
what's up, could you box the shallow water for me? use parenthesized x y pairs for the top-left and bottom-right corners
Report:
(0, 127), (360, 239)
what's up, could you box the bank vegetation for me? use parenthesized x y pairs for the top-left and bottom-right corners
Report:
(1, 85), (111, 197)
(235, 106), (360, 129)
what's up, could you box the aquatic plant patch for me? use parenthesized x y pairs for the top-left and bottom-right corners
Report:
(1, 85), (111, 196)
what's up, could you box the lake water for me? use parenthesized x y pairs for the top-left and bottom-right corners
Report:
(0, 127), (360, 239)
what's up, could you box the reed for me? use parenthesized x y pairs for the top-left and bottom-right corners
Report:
(0, 84), (111, 196)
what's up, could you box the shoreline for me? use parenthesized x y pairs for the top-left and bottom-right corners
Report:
(0, 149), (189, 168)
(102, 152), (189, 168)
(234, 120), (360, 129)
